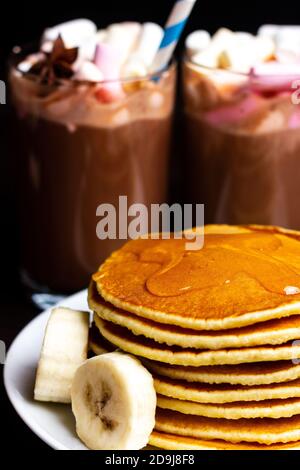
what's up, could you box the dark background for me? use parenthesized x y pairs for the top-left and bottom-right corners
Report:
(1, 0), (300, 453)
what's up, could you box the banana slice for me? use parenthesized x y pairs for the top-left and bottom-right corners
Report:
(34, 307), (90, 404)
(71, 352), (156, 450)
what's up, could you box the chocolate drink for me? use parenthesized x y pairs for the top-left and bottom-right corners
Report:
(183, 27), (300, 230)
(10, 23), (176, 294)
(184, 108), (300, 227)
(15, 115), (173, 293)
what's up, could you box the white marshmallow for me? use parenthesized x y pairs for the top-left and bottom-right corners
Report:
(258, 25), (279, 40)
(236, 32), (255, 41)
(218, 33), (274, 73)
(18, 53), (45, 73)
(134, 23), (164, 68)
(105, 22), (142, 65)
(255, 36), (276, 62)
(258, 26), (300, 62)
(185, 30), (211, 57)
(41, 41), (53, 53)
(122, 22), (164, 77)
(219, 33), (257, 72)
(276, 27), (300, 59)
(192, 50), (218, 68)
(42, 19), (97, 49)
(122, 57), (147, 79)
(276, 49), (300, 64)
(96, 29), (107, 44)
(219, 48), (255, 73)
(192, 28), (235, 68)
(74, 61), (104, 82)
(253, 62), (300, 76)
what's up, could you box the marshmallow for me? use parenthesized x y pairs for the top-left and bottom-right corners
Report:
(41, 41), (53, 53)
(185, 30), (211, 57)
(218, 33), (256, 72)
(251, 62), (300, 92)
(122, 57), (147, 79)
(289, 111), (300, 129)
(74, 61), (104, 82)
(219, 40), (257, 73)
(258, 26), (300, 63)
(236, 32), (255, 41)
(219, 33), (275, 73)
(253, 62), (300, 76)
(42, 19), (97, 49)
(96, 29), (107, 44)
(94, 43), (124, 102)
(18, 53), (45, 73)
(276, 49), (300, 64)
(105, 22), (142, 65)
(133, 23), (164, 68)
(122, 22), (164, 78)
(276, 27), (300, 62)
(256, 36), (276, 62)
(94, 43), (123, 80)
(204, 95), (265, 126)
(192, 28), (235, 68)
(258, 25), (279, 40)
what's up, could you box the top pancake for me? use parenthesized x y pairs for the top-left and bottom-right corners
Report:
(93, 225), (300, 330)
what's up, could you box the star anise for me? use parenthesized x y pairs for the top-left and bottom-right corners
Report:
(29, 35), (78, 84)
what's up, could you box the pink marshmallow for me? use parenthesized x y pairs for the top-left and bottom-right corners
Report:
(93, 43), (125, 102)
(289, 110), (300, 129)
(250, 62), (300, 93)
(204, 95), (266, 126)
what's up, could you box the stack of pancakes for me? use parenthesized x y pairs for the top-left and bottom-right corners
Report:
(89, 225), (300, 450)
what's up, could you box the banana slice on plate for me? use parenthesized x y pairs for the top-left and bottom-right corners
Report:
(71, 352), (157, 450)
(34, 308), (90, 404)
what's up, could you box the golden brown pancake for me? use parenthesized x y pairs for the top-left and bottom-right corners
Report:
(90, 285), (300, 349)
(89, 327), (300, 386)
(89, 323), (115, 356)
(155, 408), (300, 444)
(157, 396), (300, 420)
(154, 375), (300, 403)
(145, 360), (300, 386)
(93, 225), (300, 331)
(95, 316), (300, 366)
(149, 431), (300, 450)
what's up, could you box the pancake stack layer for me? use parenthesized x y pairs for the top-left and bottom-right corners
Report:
(89, 225), (300, 450)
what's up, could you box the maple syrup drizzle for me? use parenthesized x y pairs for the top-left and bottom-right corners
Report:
(137, 234), (300, 298)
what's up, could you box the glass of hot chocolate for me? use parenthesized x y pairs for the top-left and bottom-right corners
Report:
(183, 26), (300, 230)
(10, 19), (176, 307)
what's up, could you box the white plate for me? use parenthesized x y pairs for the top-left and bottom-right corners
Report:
(4, 290), (89, 450)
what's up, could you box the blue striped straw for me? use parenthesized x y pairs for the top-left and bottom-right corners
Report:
(151, 0), (197, 73)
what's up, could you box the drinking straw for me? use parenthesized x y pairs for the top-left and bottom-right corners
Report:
(151, 0), (198, 73)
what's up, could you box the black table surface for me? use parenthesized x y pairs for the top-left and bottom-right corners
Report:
(1, 105), (49, 450)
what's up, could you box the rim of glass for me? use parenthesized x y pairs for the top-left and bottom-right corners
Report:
(184, 55), (300, 79)
(9, 42), (177, 86)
